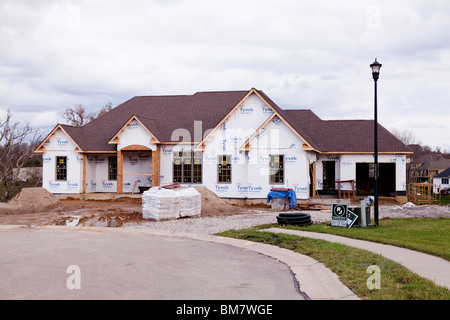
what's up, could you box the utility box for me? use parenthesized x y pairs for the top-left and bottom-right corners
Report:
(348, 203), (371, 227)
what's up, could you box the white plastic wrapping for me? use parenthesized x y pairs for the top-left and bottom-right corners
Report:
(142, 187), (201, 221)
(177, 188), (202, 218)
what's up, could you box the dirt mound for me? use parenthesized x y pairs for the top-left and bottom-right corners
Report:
(192, 186), (249, 217)
(0, 188), (60, 215)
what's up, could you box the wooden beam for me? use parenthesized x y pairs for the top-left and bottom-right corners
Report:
(239, 113), (276, 151)
(82, 154), (87, 194)
(121, 144), (153, 151)
(117, 150), (123, 194)
(152, 145), (161, 187)
(310, 161), (316, 197)
(81, 151), (117, 154)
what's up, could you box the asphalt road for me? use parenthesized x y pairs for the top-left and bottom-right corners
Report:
(0, 226), (304, 300)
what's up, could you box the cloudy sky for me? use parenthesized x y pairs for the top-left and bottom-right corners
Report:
(1, 0), (449, 151)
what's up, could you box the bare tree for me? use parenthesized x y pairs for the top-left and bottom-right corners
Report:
(62, 104), (96, 127)
(0, 110), (43, 201)
(391, 128), (417, 145)
(97, 102), (113, 117)
(62, 102), (114, 126)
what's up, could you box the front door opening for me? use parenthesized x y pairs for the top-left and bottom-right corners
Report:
(323, 161), (336, 191)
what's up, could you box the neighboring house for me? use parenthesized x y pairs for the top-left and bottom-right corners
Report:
(433, 167), (450, 194)
(408, 153), (450, 184)
(35, 88), (411, 202)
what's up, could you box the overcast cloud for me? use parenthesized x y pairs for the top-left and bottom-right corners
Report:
(1, 0), (449, 151)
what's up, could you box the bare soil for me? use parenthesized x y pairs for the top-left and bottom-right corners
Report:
(0, 187), (447, 228)
(0, 187), (259, 227)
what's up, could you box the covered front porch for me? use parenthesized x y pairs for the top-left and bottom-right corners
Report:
(116, 144), (160, 194)
(82, 144), (160, 194)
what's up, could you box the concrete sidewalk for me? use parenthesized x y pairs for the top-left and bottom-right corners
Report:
(263, 227), (450, 290)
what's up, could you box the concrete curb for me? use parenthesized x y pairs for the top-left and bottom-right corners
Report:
(21, 225), (359, 300)
(263, 227), (450, 290)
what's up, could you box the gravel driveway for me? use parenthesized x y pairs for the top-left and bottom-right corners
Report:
(129, 204), (449, 235)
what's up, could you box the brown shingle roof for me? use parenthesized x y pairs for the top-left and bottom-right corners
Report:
(314, 119), (411, 153)
(70, 91), (248, 151)
(56, 89), (411, 154)
(278, 109), (324, 150)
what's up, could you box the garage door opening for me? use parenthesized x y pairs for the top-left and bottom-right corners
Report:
(356, 163), (396, 197)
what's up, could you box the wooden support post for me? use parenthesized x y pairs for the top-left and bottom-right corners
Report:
(82, 154), (87, 194)
(312, 162), (316, 197)
(117, 150), (123, 194)
(351, 180), (356, 201)
(152, 145), (161, 187)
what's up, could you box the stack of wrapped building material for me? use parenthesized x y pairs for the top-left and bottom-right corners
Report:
(177, 188), (202, 218)
(142, 187), (201, 221)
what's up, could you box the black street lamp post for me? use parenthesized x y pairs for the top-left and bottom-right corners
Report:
(370, 58), (382, 226)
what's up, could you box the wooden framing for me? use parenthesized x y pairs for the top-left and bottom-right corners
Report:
(117, 150), (123, 194)
(407, 183), (441, 204)
(336, 180), (356, 201)
(115, 144), (160, 194)
(309, 160), (316, 197)
(152, 145), (161, 187)
(303, 144), (317, 151)
(121, 144), (153, 151)
(82, 154), (87, 194)
(239, 113), (276, 151)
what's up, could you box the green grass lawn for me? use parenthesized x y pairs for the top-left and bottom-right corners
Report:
(219, 217), (450, 300)
(282, 217), (450, 261)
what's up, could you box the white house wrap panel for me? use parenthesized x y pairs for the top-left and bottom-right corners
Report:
(42, 129), (83, 193)
(246, 116), (310, 200)
(122, 151), (153, 193)
(117, 119), (157, 151)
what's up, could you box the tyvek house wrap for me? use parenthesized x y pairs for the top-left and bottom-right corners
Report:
(202, 93), (310, 200)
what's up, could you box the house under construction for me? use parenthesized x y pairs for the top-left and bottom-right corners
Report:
(35, 88), (412, 203)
